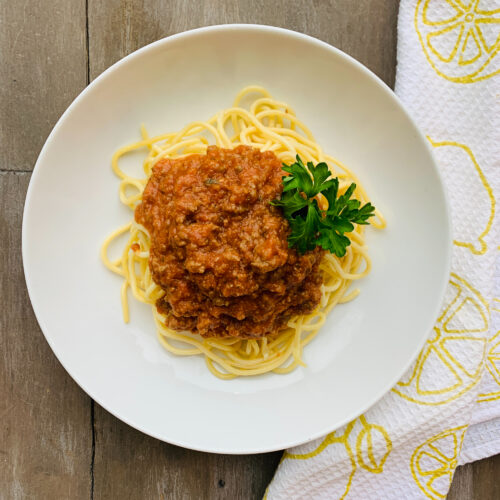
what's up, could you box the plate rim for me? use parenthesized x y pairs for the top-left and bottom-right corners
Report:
(22, 23), (453, 454)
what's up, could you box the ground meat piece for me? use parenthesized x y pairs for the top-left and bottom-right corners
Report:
(135, 145), (324, 338)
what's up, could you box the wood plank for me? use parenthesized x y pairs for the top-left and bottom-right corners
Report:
(448, 456), (500, 500)
(471, 454), (500, 499)
(88, 1), (399, 498)
(0, 172), (91, 499)
(0, 0), (87, 171)
(448, 464), (473, 500)
(88, 0), (399, 87)
(93, 404), (281, 499)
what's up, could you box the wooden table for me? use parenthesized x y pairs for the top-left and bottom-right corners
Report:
(1, 1), (499, 498)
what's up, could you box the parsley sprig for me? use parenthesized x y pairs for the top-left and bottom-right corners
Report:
(271, 156), (375, 256)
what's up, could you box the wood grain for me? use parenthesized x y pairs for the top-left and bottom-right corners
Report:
(88, 0), (399, 87)
(0, 0), (87, 172)
(448, 456), (500, 500)
(0, 172), (91, 499)
(93, 403), (281, 499)
(448, 464), (473, 500)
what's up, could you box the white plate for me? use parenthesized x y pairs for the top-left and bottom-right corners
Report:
(22, 25), (451, 453)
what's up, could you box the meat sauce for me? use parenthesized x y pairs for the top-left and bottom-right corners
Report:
(135, 145), (323, 338)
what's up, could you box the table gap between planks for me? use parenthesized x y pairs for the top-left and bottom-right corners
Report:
(1, 1), (499, 498)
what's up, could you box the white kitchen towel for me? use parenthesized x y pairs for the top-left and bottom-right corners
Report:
(266, 1), (500, 498)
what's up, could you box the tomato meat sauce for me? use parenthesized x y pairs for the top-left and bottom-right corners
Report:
(135, 145), (323, 338)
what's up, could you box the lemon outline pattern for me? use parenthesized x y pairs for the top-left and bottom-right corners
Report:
(477, 329), (500, 403)
(393, 273), (489, 405)
(493, 298), (500, 313)
(415, 0), (500, 83)
(278, 415), (392, 499)
(411, 426), (467, 499)
(428, 138), (495, 255)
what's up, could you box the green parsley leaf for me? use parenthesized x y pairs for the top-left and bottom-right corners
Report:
(271, 156), (375, 256)
(287, 199), (322, 254)
(316, 223), (351, 257)
(281, 156), (335, 197)
(270, 190), (308, 219)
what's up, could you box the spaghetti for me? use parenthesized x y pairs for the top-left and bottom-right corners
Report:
(101, 86), (385, 379)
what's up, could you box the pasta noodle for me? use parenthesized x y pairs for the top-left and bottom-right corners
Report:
(101, 86), (385, 379)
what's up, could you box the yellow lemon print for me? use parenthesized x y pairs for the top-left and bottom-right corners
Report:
(282, 416), (391, 499)
(415, 0), (500, 83)
(429, 139), (495, 255)
(411, 426), (467, 499)
(283, 421), (357, 500)
(355, 416), (392, 474)
(393, 273), (489, 405)
(493, 298), (500, 313)
(478, 329), (500, 402)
